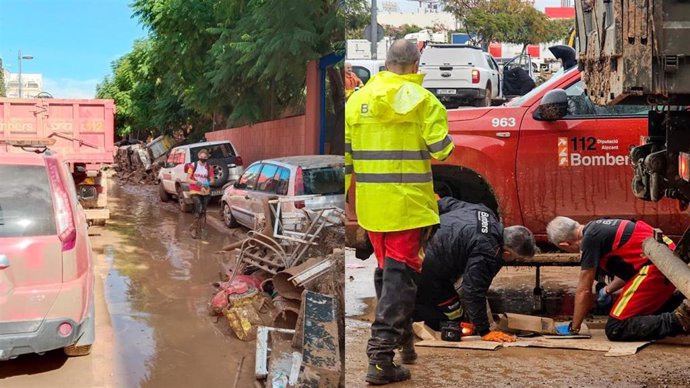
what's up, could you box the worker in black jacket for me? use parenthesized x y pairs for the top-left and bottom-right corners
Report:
(409, 198), (537, 353)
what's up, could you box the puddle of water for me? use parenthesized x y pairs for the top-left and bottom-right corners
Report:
(103, 183), (255, 387)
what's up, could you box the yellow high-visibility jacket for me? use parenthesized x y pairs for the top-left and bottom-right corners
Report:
(345, 71), (454, 232)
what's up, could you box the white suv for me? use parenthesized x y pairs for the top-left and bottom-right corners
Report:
(420, 45), (501, 108)
(157, 141), (243, 212)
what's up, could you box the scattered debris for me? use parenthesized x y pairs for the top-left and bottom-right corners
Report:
(114, 135), (176, 185)
(209, 195), (345, 386)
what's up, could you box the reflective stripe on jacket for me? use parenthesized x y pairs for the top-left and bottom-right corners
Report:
(345, 70), (454, 232)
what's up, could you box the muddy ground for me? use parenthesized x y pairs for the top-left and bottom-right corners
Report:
(345, 250), (690, 387)
(1, 182), (255, 388)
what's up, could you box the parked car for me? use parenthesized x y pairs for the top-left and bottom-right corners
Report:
(158, 140), (244, 212)
(0, 152), (95, 360)
(220, 155), (345, 229)
(348, 59), (386, 85)
(420, 44), (501, 108)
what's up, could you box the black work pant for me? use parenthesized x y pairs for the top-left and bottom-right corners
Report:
(192, 194), (210, 218)
(606, 293), (685, 341)
(367, 257), (417, 365)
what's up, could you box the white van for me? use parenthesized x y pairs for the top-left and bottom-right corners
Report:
(347, 59), (386, 85)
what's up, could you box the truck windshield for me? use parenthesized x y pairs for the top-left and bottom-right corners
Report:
(303, 166), (345, 196)
(0, 165), (57, 237)
(191, 143), (235, 162)
(508, 68), (574, 107)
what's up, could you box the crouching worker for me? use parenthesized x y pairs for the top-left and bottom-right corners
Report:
(411, 197), (537, 349)
(546, 217), (690, 341)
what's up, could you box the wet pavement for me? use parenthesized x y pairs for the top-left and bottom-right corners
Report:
(1, 182), (255, 388)
(344, 249), (690, 387)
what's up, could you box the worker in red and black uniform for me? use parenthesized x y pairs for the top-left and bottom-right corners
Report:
(547, 217), (690, 341)
(413, 197), (538, 341)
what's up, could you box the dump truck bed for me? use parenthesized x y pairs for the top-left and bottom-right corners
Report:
(576, 0), (690, 105)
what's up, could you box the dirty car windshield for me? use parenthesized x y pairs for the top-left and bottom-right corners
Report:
(191, 143), (235, 162)
(0, 165), (57, 237)
(508, 68), (572, 107)
(303, 167), (345, 195)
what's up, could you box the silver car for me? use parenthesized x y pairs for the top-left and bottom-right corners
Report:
(220, 155), (344, 229)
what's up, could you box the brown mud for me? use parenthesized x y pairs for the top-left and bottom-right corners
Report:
(345, 250), (690, 387)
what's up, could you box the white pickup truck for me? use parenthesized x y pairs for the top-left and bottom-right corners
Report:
(420, 44), (501, 108)
(157, 140), (244, 212)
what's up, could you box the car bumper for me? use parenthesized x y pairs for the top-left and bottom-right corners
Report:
(429, 88), (485, 101)
(0, 317), (88, 360)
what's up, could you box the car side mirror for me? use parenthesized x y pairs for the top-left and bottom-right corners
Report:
(534, 89), (568, 121)
(157, 160), (166, 168)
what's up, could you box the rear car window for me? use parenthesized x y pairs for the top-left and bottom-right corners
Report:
(302, 166), (345, 195)
(421, 47), (483, 66)
(0, 164), (57, 237)
(191, 143), (235, 162)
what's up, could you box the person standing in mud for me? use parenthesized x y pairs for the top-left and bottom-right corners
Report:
(345, 39), (454, 385)
(186, 148), (214, 238)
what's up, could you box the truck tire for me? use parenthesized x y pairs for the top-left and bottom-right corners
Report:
(209, 160), (230, 188)
(177, 186), (193, 213)
(159, 182), (171, 202)
(474, 84), (492, 107)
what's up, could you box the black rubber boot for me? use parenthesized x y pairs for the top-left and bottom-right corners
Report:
(398, 337), (417, 365)
(365, 362), (411, 385)
(674, 299), (690, 332)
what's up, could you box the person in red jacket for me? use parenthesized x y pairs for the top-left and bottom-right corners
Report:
(547, 217), (690, 341)
(185, 148), (214, 238)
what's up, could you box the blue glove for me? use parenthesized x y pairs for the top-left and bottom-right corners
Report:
(597, 287), (612, 307)
(555, 323), (576, 335)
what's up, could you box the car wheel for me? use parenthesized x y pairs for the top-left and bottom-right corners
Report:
(475, 84), (492, 107)
(177, 186), (193, 213)
(159, 182), (171, 202)
(222, 202), (239, 228)
(209, 161), (230, 188)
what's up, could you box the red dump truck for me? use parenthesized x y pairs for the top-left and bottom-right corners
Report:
(0, 98), (115, 225)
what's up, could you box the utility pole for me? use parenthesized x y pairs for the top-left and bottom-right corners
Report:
(18, 50), (34, 98)
(371, 0), (378, 60)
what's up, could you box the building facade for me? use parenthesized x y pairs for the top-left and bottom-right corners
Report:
(4, 72), (43, 98)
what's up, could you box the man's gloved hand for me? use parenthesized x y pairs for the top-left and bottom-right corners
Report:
(481, 331), (516, 343)
(555, 322), (578, 335)
(597, 286), (612, 307)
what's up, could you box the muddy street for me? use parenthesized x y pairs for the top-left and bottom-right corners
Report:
(1, 182), (255, 388)
(345, 250), (690, 387)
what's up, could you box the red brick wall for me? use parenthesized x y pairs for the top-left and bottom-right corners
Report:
(206, 115), (310, 166)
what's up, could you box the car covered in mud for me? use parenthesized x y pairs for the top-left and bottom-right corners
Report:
(220, 155), (345, 229)
(0, 152), (95, 360)
(158, 140), (244, 212)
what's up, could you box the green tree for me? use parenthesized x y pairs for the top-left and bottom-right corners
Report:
(100, 0), (343, 138)
(443, 0), (571, 49)
(343, 0), (369, 39)
(383, 24), (423, 39)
